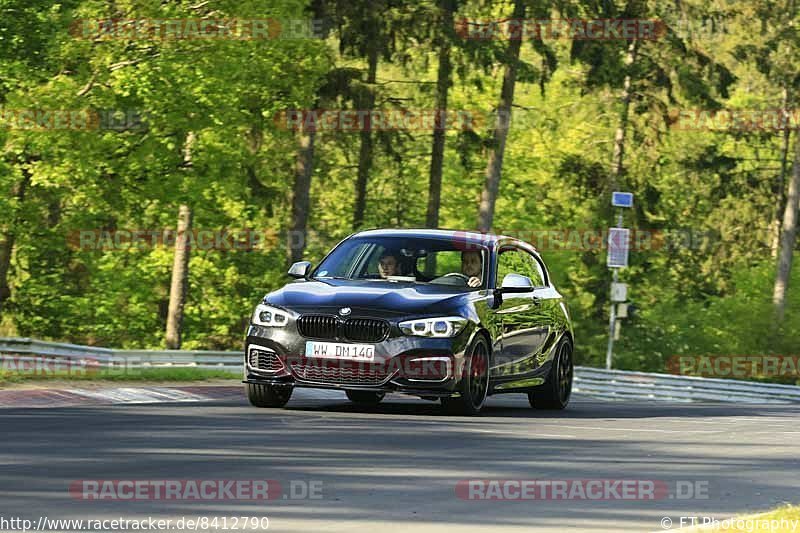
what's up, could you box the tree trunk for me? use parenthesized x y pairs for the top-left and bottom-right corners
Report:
(773, 136), (800, 322)
(771, 86), (792, 258)
(353, 48), (378, 230)
(165, 204), (193, 349)
(165, 132), (196, 349)
(288, 123), (317, 264)
(243, 106), (278, 218)
(476, 0), (525, 233)
(0, 171), (32, 317)
(426, 0), (454, 229)
(609, 39), (639, 188)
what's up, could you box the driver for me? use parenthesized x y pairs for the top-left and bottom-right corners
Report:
(378, 252), (400, 278)
(461, 251), (482, 288)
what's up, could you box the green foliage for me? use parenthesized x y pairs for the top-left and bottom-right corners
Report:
(0, 0), (799, 379)
(615, 255), (800, 381)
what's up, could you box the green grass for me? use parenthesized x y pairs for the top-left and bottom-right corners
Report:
(0, 367), (239, 385)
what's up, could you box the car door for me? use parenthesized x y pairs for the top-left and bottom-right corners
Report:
(491, 246), (550, 382)
(526, 252), (563, 373)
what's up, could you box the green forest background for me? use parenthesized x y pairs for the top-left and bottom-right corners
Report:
(1, 0), (799, 377)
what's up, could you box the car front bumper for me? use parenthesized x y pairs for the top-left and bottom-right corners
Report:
(243, 323), (473, 396)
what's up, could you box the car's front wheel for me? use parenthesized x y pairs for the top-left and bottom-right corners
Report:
(528, 337), (573, 410)
(442, 335), (490, 415)
(246, 383), (293, 408)
(345, 390), (385, 405)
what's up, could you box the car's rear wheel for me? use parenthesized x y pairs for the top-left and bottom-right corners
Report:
(442, 335), (490, 415)
(345, 390), (385, 405)
(246, 383), (292, 408)
(528, 337), (573, 410)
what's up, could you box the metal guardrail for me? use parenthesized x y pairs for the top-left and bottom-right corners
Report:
(0, 337), (241, 372)
(573, 367), (800, 404)
(0, 337), (114, 362)
(2, 337), (799, 403)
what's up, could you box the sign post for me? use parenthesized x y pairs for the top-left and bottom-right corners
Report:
(606, 192), (633, 369)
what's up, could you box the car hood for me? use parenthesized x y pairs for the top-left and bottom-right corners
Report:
(265, 278), (478, 318)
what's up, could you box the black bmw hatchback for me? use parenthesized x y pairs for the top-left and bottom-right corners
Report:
(244, 229), (574, 415)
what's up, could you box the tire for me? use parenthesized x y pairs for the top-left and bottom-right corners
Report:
(529, 337), (573, 410)
(442, 335), (491, 415)
(246, 383), (293, 408)
(345, 390), (385, 405)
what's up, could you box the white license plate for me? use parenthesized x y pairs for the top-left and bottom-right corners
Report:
(304, 341), (375, 361)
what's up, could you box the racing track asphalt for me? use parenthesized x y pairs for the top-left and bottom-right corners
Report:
(1, 389), (798, 532)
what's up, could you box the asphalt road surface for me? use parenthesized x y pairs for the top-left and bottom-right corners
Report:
(1, 390), (799, 532)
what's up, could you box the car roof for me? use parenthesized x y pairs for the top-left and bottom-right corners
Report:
(353, 228), (536, 251)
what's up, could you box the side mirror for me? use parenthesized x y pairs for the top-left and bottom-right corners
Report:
(288, 261), (312, 279)
(498, 273), (534, 293)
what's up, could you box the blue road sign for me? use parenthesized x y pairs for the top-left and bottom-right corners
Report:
(612, 191), (634, 208)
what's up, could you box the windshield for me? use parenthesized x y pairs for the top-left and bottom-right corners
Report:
(313, 236), (487, 291)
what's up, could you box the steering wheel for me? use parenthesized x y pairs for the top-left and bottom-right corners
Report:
(442, 273), (470, 283)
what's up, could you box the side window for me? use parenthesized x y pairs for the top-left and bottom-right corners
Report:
(496, 248), (547, 288)
(496, 249), (527, 287)
(524, 252), (547, 287)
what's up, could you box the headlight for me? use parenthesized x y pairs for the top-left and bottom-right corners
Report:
(252, 303), (290, 327)
(399, 317), (468, 338)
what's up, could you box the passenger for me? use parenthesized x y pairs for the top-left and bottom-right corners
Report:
(461, 251), (482, 288)
(378, 252), (400, 278)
